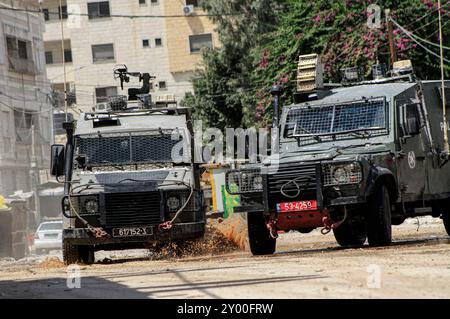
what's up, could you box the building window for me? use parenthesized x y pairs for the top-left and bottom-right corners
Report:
(139, 0), (146, 4)
(6, 36), (34, 73)
(45, 51), (53, 64)
(151, 0), (158, 3)
(158, 81), (167, 90)
(92, 44), (115, 62)
(189, 33), (213, 53)
(88, 1), (111, 19)
(14, 111), (37, 131)
(155, 38), (162, 47)
(43, 9), (50, 21)
(17, 40), (28, 59)
(59, 5), (68, 20)
(95, 87), (118, 103)
(186, 0), (200, 7)
(142, 39), (149, 47)
(64, 49), (73, 63)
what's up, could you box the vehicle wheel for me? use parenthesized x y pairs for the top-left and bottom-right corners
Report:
(366, 185), (392, 247)
(333, 217), (367, 247)
(443, 213), (450, 237)
(79, 246), (95, 265)
(36, 249), (44, 255)
(62, 240), (80, 265)
(248, 212), (276, 255)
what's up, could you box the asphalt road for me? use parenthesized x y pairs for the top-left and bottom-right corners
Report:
(0, 217), (449, 299)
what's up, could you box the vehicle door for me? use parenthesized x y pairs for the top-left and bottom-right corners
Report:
(395, 98), (428, 200)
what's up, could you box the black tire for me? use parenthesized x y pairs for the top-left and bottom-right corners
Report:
(443, 213), (450, 237)
(248, 212), (276, 255)
(62, 240), (80, 265)
(366, 185), (392, 247)
(79, 246), (95, 265)
(333, 217), (367, 247)
(36, 248), (44, 255)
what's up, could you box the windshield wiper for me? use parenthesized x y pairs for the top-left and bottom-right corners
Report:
(348, 130), (374, 139)
(100, 160), (125, 171)
(293, 125), (322, 142)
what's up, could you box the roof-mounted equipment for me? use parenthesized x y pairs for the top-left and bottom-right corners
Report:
(392, 59), (414, 76)
(296, 54), (324, 93)
(341, 66), (365, 85)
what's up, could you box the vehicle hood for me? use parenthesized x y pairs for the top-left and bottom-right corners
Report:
(70, 167), (193, 195)
(263, 143), (391, 166)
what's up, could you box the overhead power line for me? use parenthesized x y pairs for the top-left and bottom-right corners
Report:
(0, 6), (240, 19)
(405, 0), (450, 28)
(0, 99), (53, 114)
(390, 18), (450, 64)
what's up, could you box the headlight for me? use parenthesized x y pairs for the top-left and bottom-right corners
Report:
(166, 196), (181, 212)
(323, 162), (362, 186)
(226, 169), (262, 195)
(253, 175), (263, 191)
(79, 196), (99, 214)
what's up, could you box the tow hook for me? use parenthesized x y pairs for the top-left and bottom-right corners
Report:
(267, 220), (279, 239)
(321, 215), (345, 235)
(91, 227), (108, 238)
(158, 221), (173, 231)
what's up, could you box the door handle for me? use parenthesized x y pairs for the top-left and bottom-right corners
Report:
(395, 150), (406, 158)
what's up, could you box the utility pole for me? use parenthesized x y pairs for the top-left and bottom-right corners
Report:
(438, 0), (449, 155)
(30, 124), (40, 222)
(386, 10), (398, 68)
(59, 0), (68, 121)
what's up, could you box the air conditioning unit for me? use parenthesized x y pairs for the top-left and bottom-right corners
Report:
(183, 5), (195, 15)
(297, 53), (324, 93)
(94, 102), (111, 113)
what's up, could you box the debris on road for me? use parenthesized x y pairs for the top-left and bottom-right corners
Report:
(151, 224), (240, 259)
(39, 257), (65, 269)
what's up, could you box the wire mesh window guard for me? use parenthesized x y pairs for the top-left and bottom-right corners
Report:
(284, 97), (388, 145)
(75, 131), (187, 165)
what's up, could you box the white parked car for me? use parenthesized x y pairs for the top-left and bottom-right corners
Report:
(34, 220), (63, 254)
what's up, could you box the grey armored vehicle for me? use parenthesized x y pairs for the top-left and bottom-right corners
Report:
(51, 67), (204, 264)
(226, 57), (450, 255)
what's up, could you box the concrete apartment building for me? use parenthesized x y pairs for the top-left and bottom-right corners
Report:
(41, 0), (218, 114)
(0, 0), (53, 196)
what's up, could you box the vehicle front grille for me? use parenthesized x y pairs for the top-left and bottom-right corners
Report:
(266, 163), (318, 210)
(104, 192), (162, 227)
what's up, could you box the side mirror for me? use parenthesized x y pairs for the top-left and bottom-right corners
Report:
(50, 144), (65, 177)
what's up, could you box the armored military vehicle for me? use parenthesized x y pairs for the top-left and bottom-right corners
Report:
(226, 56), (450, 255)
(51, 66), (205, 264)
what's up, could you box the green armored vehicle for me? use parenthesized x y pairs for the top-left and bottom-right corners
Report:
(50, 67), (204, 264)
(226, 57), (450, 255)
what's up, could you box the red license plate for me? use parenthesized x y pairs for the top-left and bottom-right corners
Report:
(276, 200), (317, 212)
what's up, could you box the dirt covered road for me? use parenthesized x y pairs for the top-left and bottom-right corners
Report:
(0, 217), (449, 299)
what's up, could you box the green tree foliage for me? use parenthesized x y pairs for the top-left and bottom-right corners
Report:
(255, 0), (450, 123)
(183, 0), (282, 129)
(185, 0), (450, 128)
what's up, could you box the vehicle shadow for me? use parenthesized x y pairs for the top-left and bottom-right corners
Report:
(138, 273), (325, 298)
(274, 235), (450, 258)
(0, 276), (149, 299)
(0, 272), (325, 299)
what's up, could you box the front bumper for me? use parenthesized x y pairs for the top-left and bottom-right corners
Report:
(35, 239), (63, 250)
(63, 221), (206, 245)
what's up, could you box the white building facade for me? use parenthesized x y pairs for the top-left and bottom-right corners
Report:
(0, 0), (53, 196)
(41, 0), (217, 114)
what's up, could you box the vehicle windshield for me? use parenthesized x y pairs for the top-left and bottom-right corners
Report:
(284, 97), (387, 145)
(38, 222), (62, 231)
(74, 131), (188, 167)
